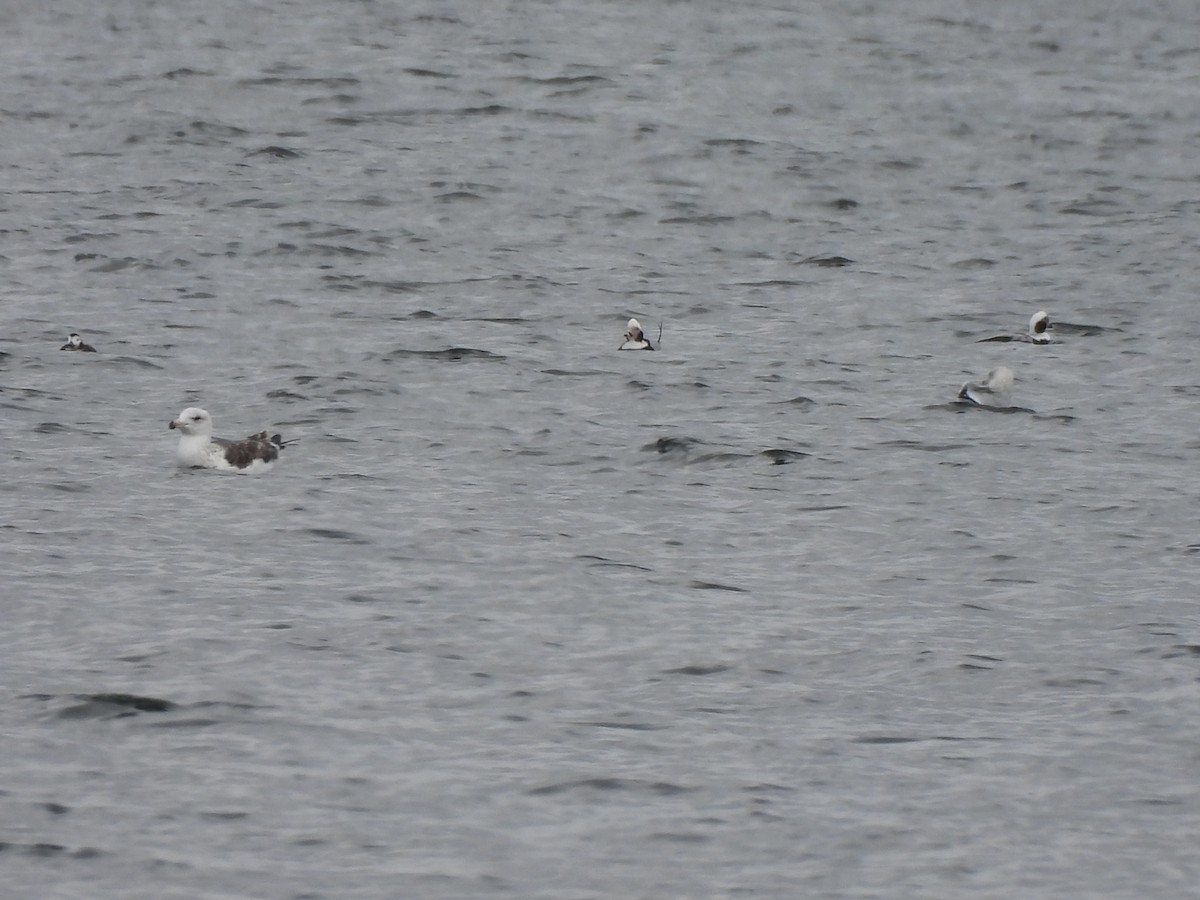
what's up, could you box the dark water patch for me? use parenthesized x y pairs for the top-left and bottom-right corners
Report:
(226, 198), (285, 209)
(571, 721), (664, 731)
(109, 356), (164, 370)
(516, 74), (612, 86)
(662, 664), (732, 676)
(388, 348), (505, 361)
(304, 528), (370, 544)
(266, 390), (308, 401)
(691, 451), (753, 465)
(1043, 677), (1108, 688)
(776, 395), (816, 408)
(43, 802), (70, 815)
(63, 232), (120, 244)
(951, 401), (1036, 415)
(704, 137), (763, 150)
(364, 278), (491, 294)
(42, 482), (91, 494)
(34, 422), (69, 434)
(437, 190), (488, 203)
(650, 832), (710, 843)
(659, 214), (736, 225)
(879, 439), (970, 452)
(853, 735), (923, 744)
(306, 226), (366, 240)
(184, 120), (249, 138)
(0, 842), (101, 859)
(405, 68), (456, 78)
(952, 257), (995, 269)
(541, 368), (610, 377)
(454, 104), (512, 117)
(163, 67), (213, 79)
(829, 198), (859, 210)
(528, 778), (689, 796)
(577, 555), (653, 572)
(797, 255), (853, 267)
(310, 244), (374, 258)
(56, 693), (177, 719)
(735, 279), (804, 287)
(689, 580), (748, 593)
(743, 783), (797, 795)
(247, 146), (303, 158)
(171, 294), (216, 303)
(240, 75), (360, 89)
(1059, 197), (1121, 216)
(200, 811), (249, 821)
(1054, 322), (1112, 335)
(761, 448), (809, 465)
(1131, 797), (1185, 807)
(1162, 644), (1200, 658)
(644, 436), (701, 456)
(87, 257), (152, 273)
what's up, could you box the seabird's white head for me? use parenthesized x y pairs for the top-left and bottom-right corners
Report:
(170, 407), (213, 438)
(1028, 310), (1052, 341)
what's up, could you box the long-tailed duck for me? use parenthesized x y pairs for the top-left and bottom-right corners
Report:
(957, 366), (1016, 407)
(169, 407), (289, 473)
(978, 311), (1054, 344)
(619, 317), (655, 351)
(60, 332), (97, 352)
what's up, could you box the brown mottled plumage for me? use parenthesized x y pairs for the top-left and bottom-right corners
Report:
(218, 432), (283, 468)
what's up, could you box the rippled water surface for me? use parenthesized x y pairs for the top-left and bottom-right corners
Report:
(4, 1), (1200, 897)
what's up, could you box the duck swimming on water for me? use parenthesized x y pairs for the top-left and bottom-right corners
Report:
(619, 318), (655, 351)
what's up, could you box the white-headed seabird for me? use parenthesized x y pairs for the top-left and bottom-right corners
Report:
(619, 317), (655, 351)
(60, 333), (97, 352)
(169, 407), (289, 473)
(978, 311), (1054, 344)
(957, 366), (1016, 408)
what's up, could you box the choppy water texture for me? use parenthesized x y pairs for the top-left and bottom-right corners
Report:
(3, 1), (1200, 897)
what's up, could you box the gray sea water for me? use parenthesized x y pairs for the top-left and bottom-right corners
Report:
(3, 1), (1200, 897)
